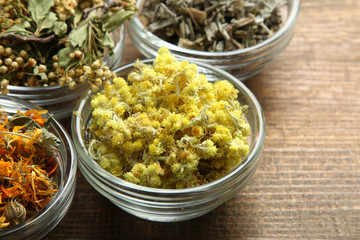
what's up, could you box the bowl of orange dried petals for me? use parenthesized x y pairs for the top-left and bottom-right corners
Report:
(0, 95), (77, 239)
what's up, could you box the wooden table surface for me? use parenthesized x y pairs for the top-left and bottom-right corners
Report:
(46, 0), (360, 239)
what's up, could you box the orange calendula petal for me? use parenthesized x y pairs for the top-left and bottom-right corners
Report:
(0, 108), (58, 229)
(24, 109), (48, 127)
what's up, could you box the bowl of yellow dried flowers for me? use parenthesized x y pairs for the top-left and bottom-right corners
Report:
(127, 0), (300, 81)
(0, 0), (136, 120)
(72, 47), (265, 222)
(0, 95), (77, 239)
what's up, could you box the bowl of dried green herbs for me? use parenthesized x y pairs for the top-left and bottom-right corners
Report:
(0, 95), (77, 239)
(0, 0), (136, 119)
(127, 0), (300, 81)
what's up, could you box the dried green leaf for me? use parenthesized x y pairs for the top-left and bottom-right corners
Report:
(57, 45), (77, 67)
(102, 32), (115, 55)
(38, 12), (57, 33)
(103, 9), (134, 33)
(178, 38), (204, 51)
(68, 23), (88, 47)
(73, 9), (83, 27)
(42, 115), (53, 129)
(33, 65), (39, 75)
(52, 21), (68, 36)
(8, 116), (37, 129)
(28, 0), (54, 23)
(5, 24), (32, 36)
(32, 66), (48, 82)
(39, 72), (48, 82)
(40, 128), (61, 149)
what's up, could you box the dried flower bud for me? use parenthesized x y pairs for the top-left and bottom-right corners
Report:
(90, 84), (99, 92)
(78, 75), (86, 84)
(69, 52), (75, 59)
(102, 80), (111, 86)
(103, 70), (112, 79)
(4, 47), (12, 56)
(0, 65), (8, 74)
(94, 78), (103, 87)
(28, 58), (37, 68)
(48, 72), (56, 80)
(52, 55), (58, 62)
(38, 64), (47, 73)
(83, 65), (91, 72)
(1, 79), (9, 88)
(75, 68), (83, 76)
(4, 58), (12, 66)
(55, 67), (64, 75)
(19, 50), (27, 58)
(68, 69), (76, 77)
(84, 70), (92, 78)
(15, 57), (24, 65)
(68, 81), (77, 90)
(66, 76), (73, 84)
(0, 45), (4, 55)
(74, 50), (83, 59)
(53, 62), (59, 69)
(92, 60), (102, 69)
(1, 87), (9, 95)
(10, 61), (18, 70)
(96, 69), (104, 77)
(59, 77), (66, 86)
(5, 199), (26, 225)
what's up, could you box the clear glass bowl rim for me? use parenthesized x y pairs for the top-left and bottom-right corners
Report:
(129, 0), (300, 57)
(72, 58), (265, 195)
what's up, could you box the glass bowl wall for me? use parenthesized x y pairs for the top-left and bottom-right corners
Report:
(0, 95), (77, 240)
(71, 59), (265, 222)
(127, 0), (300, 81)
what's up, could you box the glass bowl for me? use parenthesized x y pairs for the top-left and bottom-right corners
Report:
(71, 59), (265, 222)
(0, 95), (77, 239)
(6, 25), (125, 121)
(127, 0), (300, 81)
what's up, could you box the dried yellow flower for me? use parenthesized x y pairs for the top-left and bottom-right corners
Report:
(88, 47), (250, 189)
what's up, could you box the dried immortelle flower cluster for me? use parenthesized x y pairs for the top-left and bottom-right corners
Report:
(0, 109), (60, 229)
(0, 0), (136, 94)
(88, 48), (250, 189)
(141, 0), (283, 51)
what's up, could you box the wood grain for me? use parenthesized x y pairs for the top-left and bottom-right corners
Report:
(48, 0), (360, 239)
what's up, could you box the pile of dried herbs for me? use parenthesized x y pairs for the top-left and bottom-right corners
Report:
(0, 0), (136, 94)
(0, 108), (60, 229)
(141, 0), (283, 52)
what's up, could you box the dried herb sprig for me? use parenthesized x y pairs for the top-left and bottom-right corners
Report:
(0, 0), (136, 94)
(141, 0), (283, 52)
